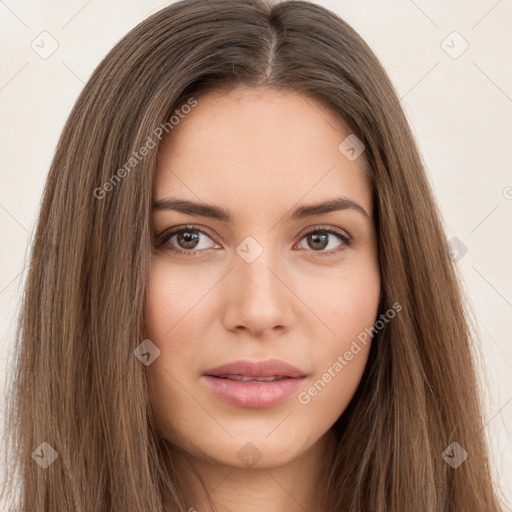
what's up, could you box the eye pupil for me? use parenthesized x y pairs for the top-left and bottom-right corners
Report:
(308, 231), (329, 251)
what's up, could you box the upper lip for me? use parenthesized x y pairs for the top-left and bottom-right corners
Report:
(203, 358), (307, 378)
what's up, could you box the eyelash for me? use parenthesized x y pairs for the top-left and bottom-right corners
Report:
(157, 224), (352, 257)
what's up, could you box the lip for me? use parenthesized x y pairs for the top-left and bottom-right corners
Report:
(203, 358), (307, 378)
(202, 359), (307, 408)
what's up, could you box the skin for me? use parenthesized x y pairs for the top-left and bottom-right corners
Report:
(144, 85), (381, 512)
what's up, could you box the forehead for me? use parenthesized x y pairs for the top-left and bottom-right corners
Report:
(154, 86), (372, 217)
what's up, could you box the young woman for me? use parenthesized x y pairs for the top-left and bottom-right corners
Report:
(1, 0), (505, 510)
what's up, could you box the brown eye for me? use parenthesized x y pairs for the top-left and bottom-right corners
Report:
(306, 231), (329, 251)
(297, 227), (352, 254)
(175, 229), (201, 250)
(159, 226), (218, 254)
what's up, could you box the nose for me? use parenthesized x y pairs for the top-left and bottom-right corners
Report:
(221, 245), (294, 337)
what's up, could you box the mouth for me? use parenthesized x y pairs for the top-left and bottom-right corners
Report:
(203, 358), (307, 379)
(202, 359), (307, 408)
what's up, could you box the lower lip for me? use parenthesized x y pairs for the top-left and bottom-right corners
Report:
(202, 375), (304, 408)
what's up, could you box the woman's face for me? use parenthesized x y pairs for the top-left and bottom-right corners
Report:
(144, 86), (380, 468)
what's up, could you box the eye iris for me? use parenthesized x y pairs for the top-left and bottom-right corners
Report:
(308, 231), (329, 251)
(177, 230), (200, 250)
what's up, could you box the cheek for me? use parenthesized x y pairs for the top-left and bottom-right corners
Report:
(144, 262), (206, 375)
(305, 253), (381, 345)
(145, 258), (193, 333)
(297, 260), (380, 414)
(143, 254), (229, 418)
(144, 255), (217, 344)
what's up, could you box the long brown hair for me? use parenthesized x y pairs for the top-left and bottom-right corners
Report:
(1, 0), (504, 510)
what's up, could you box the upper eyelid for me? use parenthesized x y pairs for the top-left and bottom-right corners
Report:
(157, 224), (217, 244)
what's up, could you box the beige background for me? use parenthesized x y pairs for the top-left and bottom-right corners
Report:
(1, 0), (511, 508)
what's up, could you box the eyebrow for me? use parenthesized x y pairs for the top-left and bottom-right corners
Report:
(152, 196), (370, 222)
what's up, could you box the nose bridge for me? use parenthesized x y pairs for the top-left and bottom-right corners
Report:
(224, 234), (292, 333)
(237, 234), (283, 304)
